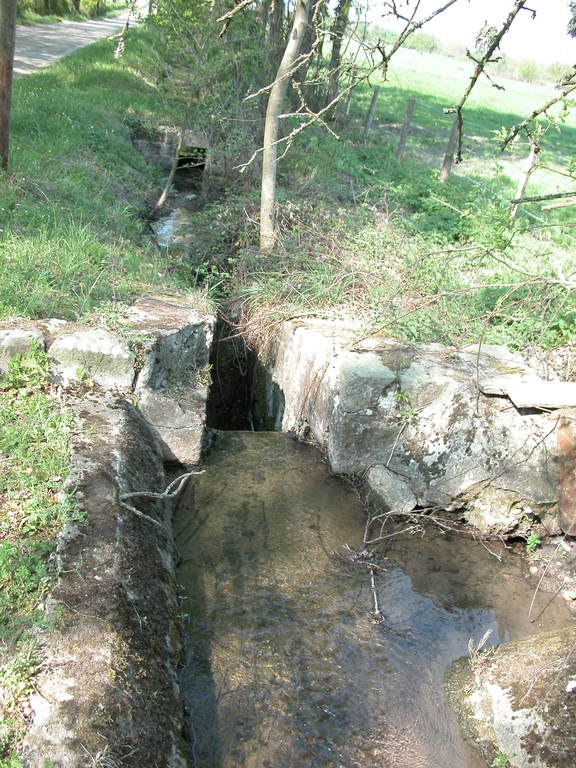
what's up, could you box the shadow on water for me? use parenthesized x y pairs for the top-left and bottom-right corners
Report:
(173, 432), (574, 768)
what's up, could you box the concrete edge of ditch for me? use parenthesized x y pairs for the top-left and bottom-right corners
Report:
(3, 304), (576, 766)
(22, 393), (190, 767)
(249, 319), (576, 540)
(0, 297), (215, 767)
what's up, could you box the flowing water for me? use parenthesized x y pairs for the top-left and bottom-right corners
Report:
(151, 169), (223, 250)
(174, 431), (574, 768)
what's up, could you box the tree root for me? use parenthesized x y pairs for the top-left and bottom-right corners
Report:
(101, 469), (204, 532)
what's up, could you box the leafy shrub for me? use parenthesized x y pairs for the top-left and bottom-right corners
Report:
(0, 343), (51, 395)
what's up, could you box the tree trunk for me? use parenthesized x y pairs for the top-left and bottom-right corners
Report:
(326, 0), (351, 107)
(260, 0), (311, 249)
(0, 0), (17, 171)
(293, 0), (322, 85)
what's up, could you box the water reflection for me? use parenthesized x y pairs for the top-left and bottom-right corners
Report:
(174, 432), (572, 767)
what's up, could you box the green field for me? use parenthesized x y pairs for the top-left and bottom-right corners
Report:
(345, 45), (576, 233)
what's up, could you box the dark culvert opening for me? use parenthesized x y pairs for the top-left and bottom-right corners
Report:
(205, 318), (285, 431)
(171, 146), (207, 196)
(178, 147), (207, 173)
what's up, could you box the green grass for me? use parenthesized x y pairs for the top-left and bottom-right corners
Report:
(16, 0), (130, 24)
(213, 78), (576, 359)
(0, 346), (82, 762)
(2, 20), (574, 370)
(376, 49), (575, 225)
(0, 27), (192, 319)
(338, 44), (576, 232)
(193, 41), (574, 362)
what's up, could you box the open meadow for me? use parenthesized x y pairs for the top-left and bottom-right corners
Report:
(349, 45), (576, 231)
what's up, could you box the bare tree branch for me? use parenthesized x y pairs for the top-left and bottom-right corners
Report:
(444, 0), (531, 162)
(510, 190), (576, 205)
(377, 0), (460, 76)
(500, 72), (576, 150)
(216, 0), (256, 37)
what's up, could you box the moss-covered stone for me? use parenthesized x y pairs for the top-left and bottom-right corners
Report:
(445, 627), (576, 768)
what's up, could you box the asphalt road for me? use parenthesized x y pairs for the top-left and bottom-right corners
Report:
(14, 11), (134, 78)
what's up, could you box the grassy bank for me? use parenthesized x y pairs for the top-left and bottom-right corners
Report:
(0, 346), (83, 762)
(1, 27), (182, 319)
(16, 0), (130, 25)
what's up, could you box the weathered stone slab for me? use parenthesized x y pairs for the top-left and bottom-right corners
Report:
(49, 328), (134, 388)
(0, 328), (45, 374)
(128, 295), (214, 465)
(137, 386), (206, 465)
(459, 343), (542, 395)
(505, 380), (576, 409)
(254, 321), (566, 535)
(337, 352), (396, 411)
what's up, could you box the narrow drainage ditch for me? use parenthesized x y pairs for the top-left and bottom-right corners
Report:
(151, 162), (224, 253)
(172, 326), (575, 768)
(139, 132), (224, 254)
(205, 319), (284, 432)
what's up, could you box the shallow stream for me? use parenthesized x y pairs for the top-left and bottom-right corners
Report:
(174, 431), (573, 768)
(151, 168), (223, 250)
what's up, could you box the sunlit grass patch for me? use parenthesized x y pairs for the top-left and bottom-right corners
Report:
(0, 346), (81, 762)
(1, 27), (175, 323)
(0, 224), (168, 319)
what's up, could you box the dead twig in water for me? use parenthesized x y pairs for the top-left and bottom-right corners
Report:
(369, 566), (383, 624)
(477, 538), (503, 561)
(365, 525), (422, 546)
(337, 544), (386, 567)
(530, 582), (567, 624)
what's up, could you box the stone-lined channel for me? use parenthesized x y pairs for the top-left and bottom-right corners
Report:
(174, 431), (573, 768)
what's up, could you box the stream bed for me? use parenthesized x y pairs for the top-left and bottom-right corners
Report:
(174, 431), (574, 768)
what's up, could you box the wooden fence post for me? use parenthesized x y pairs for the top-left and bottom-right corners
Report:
(363, 86), (380, 139)
(345, 67), (358, 117)
(396, 98), (416, 161)
(440, 115), (459, 182)
(510, 146), (538, 220)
